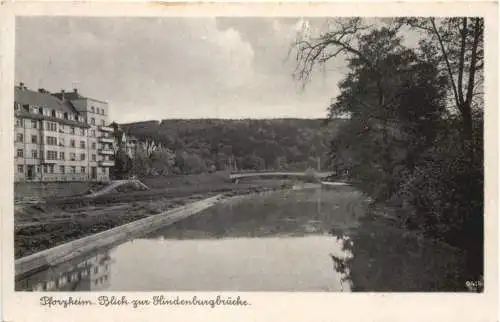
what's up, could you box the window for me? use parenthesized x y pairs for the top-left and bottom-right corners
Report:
(46, 136), (57, 146)
(80, 128), (85, 136)
(17, 165), (23, 173)
(80, 153), (86, 161)
(101, 109), (105, 115)
(58, 276), (67, 287)
(94, 267), (98, 274)
(59, 152), (65, 160)
(43, 165), (48, 173)
(70, 152), (76, 161)
(101, 119), (105, 126)
(70, 140), (75, 148)
(60, 165), (65, 174)
(91, 106), (95, 113)
(70, 127), (75, 134)
(70, 166), (76, 174)
(16, 149), (23, 157)
(81, 166), (85, 174)
(49, 164), (54, 174)
(59, 138), (65, 146)
(80, 141), (85, 149)
(91, 118), (95, 125)
(31, 150), (37, 159)
(38, 107), (43, 114)
(16, 118), (23, 127)
(46, 122), (57, 131)
(91, 130), (96, 137)
(64, 112), (68, 120)
(92, 154), (96, 161)
(31, 135), (37, 144)
(31, 120), (37, 129)
(16, 133), (23, 143)
(91, 142), (96, 149)
(46, 151), (58, 160)
(102, 167), (107, 174)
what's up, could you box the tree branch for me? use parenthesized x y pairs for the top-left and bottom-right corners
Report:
(430, 18), (462, 113)
(465, 18), (482, 107)
(457, 18), (467, 106)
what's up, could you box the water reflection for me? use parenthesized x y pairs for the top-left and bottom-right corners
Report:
(15, 186), (464, 292)
(16, 248), (114, 291)
(146, 187), (366, 240)
(103, 236), (351, 291)
(327, 220), (466, 292)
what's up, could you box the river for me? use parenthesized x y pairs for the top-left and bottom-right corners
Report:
(16, 186), (463, 292)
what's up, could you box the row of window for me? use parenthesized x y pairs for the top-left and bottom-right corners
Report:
(18, 127), (101, 137)
(16, 119), (107, 135)
(31, 271), (109, 292)
(17, 164), (108, 174)
(90, 106), (106, 115)
(16, 134), (103, 150)
(15, 104), (107, 124)
(16, 149), (101, 161)
(15, 104), (82, 123)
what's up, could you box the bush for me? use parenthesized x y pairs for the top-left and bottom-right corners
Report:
(303, 168), (320, 183)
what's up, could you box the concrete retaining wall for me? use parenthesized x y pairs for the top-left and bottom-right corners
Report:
(15, 194), (224, 278)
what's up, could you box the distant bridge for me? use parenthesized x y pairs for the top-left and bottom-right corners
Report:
(229, 171), (335, 180)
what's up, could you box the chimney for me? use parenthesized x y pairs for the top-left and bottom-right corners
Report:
(38, 88), (46, 93)
(60, 89), (65, 100)
(19, 82), (25, 90)
(73, 88), (78, 93)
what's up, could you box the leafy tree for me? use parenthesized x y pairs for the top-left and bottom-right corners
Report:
(132, 148), (150, 177)
(241, 154), (266, 170)
(398, 18), (484, 158)
(292, 18), (484, 285)
(150, 149), (175, 175)
(112, 148), (133, 179)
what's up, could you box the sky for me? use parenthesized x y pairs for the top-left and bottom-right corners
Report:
(15, 17), (350, 123)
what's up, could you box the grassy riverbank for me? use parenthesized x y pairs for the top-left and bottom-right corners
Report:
(14, 177), (293, 259)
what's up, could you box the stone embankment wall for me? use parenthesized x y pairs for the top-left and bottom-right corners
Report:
(15, 195), (223, 278)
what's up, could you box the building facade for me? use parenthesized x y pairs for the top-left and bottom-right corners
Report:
(17, 249), (113, 291)
(14, 83), (115, 182)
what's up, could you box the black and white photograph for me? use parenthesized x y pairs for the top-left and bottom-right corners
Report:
(6, 11), (491, 296)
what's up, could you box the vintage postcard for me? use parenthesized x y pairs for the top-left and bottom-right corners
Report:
(0, 1), (498, 321)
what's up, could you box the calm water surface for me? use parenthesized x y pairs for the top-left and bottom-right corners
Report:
(17, 186), (461, 292)
(17, 188), (363, 291)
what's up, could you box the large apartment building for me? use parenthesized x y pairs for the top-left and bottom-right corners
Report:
(14, 83), (115, 182)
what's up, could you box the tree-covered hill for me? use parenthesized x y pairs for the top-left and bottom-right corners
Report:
(118, 118), (345, 172)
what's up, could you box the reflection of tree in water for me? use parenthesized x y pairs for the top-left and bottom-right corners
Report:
(329, 221), (467, 292)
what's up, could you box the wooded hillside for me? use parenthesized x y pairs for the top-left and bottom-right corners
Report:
(118, 118), (344, 173)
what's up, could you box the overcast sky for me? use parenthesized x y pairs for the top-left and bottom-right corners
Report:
(16, 17), (348, 123)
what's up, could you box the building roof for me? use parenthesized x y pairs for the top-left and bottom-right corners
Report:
(51, 91), (84, 101)
(15, 86), (76, 115)
(52, 90), (108, 104)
